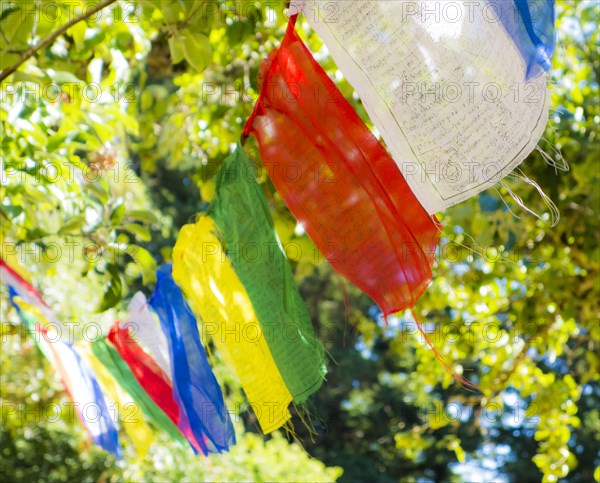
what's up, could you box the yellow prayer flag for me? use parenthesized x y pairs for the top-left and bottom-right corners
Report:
(172, 216), (292, 433)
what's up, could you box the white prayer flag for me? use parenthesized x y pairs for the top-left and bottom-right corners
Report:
(292, 0), (553, 213)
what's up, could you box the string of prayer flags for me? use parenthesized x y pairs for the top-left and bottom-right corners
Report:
(106, 321), (203, 453)
(209, 144), (326, 402)
(9, 289), (122, 458)
(2, 257), (235, 455)
(289, 0), (555, 213)
(90, 336), (187, 445)
(173, 215), (294, 433)
(3, 0), (557, 451)
(117, 271), (235, 454)
(2, 261), (123, 453)
(149, 265), (235, 454)
(243, 15), (440, 317)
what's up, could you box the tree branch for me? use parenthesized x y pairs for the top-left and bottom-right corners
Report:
(0, 0), (117, 82)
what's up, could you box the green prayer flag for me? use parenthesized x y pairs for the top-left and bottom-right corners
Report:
(209, 144), (326, 403)
(91, 338), (186, 444)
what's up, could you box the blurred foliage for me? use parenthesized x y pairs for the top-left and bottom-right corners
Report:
(1, 0), (599, 482)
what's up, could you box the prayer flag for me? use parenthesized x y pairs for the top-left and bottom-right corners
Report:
(243, 15), (440, 316)
(289, 0), (555, 213)
(173, 216), (294, 433)
(209, 145), (326, 402)
(149, 265), (235, 454)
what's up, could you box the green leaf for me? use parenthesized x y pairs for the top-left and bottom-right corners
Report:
(85, 182), (110, 206)
(114, 31), (133, 51)
(227, 22), (254, 45)
(160, 3), (183, 24)
(1, 205), (23, 219)
(123, 223), (151, 242)
(140, 90), (154, 111)
(128, 245), (157, 285)
(47, 70), (82, 84)
(11, 72), (46, 84)
(95, 263), (122, 312)
(110, 203), (126, 226)
(126, 210), (158, 225)
(181, 30), (212, 72)
(47, 134), (68, 153)
(168, 36), (185, 64)
(58, 214), (86, 235)
(69, 21), (87, 52)
(0, 5), (19, 22)
(5, 7), (32, 45)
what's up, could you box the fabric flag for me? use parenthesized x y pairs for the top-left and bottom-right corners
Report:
(491, 0), (556, 80)
(1, 258), (62, 327)
(172, 215), (293, 433)
(243, 15), (440, 316)
(8, 289), (122, 458)
(289, 0), (554, 213)
(0, 234), (31, 281)
(149, 265), (235, 454)
(90, 336), (187, 445)
(84, 345), (155, 457)
(209, 145), (326, 402)
(106, 321), (202, 452)
(123, 291), (172, 377)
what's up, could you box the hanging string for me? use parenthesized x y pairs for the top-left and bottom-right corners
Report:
(499, 168), (560, 227)
(409, 307), (480, 392)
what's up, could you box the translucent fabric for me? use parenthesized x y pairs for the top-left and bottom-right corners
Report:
(91, 336), (187, 445)
(149, 265), (235, 454)
(243, 16), (440, 316)
(172, 215), (293, 433)
(47, 338), (122, 457)
(84, 346), (155, 457)
(9, 290), (122, 458)
(289, 2), (553, 213)
(107, 322), (201, 452)
(123, 292), (172, 376)
(493, 0), (556, 79)
(209, 144), (325, 402)
(1, 259), (62, 327)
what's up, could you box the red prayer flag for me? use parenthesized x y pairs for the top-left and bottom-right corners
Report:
(243, 15), (440, 316)
(107, 322), (202, 451)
